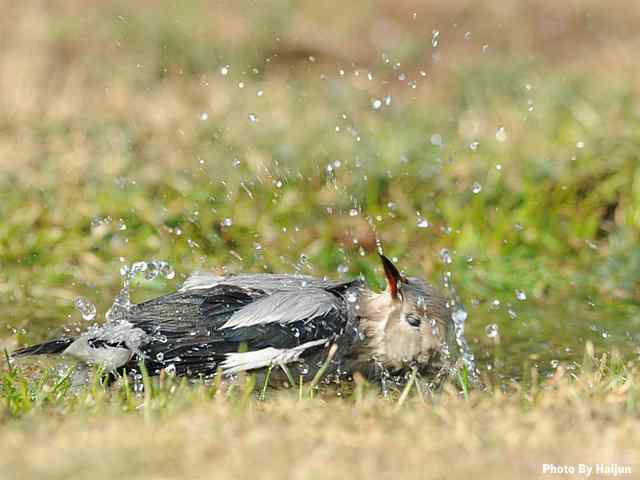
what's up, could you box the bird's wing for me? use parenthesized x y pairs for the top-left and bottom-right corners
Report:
(220, 288), (338, 330)
(125, 282), (363, 377)
(179, 272), (330, 293)
(127, 284), (262, 335)
(178, 272), (224, 291)
(219, 338), (330, 374)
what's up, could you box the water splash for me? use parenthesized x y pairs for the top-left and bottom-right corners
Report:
(106, 261), (175, 323)
(485, 323), (499, 338)
(74, 297), (96, 321)
(438, 250), (480, 384)
(416, 217), (430, 228)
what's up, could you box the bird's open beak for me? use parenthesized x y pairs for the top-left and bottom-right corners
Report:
(379, 254), (402, 300)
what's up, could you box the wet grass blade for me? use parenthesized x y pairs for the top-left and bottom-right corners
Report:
(458, 365), (470, 401)
(279, 363), (296, 387)
(139, 361), (153, 423)
(395, 366), (418, 411)
(307, 344), (338, 399)
(260, 363), (274, 401)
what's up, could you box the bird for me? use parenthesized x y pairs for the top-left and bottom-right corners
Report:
(12, 255), (455, 385)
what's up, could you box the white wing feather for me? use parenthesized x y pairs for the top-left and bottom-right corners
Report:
(221, 288), (338, 330)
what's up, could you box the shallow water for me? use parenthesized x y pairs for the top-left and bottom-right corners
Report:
(466, 296), (639, 381)
(3, 264), (638, 385)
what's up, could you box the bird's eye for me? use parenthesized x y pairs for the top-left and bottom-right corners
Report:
(406, 313), (422, 328)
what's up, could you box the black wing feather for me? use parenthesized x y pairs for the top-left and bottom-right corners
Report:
(122, 281), (363, 378)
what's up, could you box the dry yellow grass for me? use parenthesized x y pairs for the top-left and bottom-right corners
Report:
(2, 364), (639, 480)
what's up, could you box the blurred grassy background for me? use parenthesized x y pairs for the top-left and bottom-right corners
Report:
(0, 0), (639, 373)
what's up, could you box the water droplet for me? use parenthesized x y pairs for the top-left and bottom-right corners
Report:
(256, 90), (264, 97)
(275, 180), (283, 188)
(507, 307), (517, 319)
(161, 264), (175, 280)
(576, 141), (585, 149)
(74, 297), (96, 321)
(490, 299), (501, 310)
(156, 352), (164, 361)
(248, 113), (259, 124)
(431, 30), (440, 48)
(485, 323), (499, 338)
(452, 308), (467, 324)
(349, 208), (359, 217)
(91, 215), (112, 228)
(200, 112), (208, 121)
(372, 99), (382, 110)
(384, 95), (392, 106)
(469, 141), (480, 151)
(222, 218), (233, 227)
(220, 65), (229, 76)
(337, 264), (349, 274)
(495, 127), (507, 142)
(471, 182), (482, 194)
(416, 218), (430, 228)
(439, 249), (452, 264)
(430, 134), (443, 147)
(515, 290), (527, 301)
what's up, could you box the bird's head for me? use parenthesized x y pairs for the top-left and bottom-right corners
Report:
(360, 254), (451, 372)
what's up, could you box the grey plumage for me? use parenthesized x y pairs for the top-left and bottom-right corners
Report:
(180, 272), (333, 293)
(13, 255), (454, 384)
(221, 288), (338, 330)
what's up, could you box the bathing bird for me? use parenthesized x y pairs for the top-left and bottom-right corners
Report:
(12, 255), (454, 383)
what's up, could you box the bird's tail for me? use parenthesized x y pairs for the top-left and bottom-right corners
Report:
(12, 337), (74, 358)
